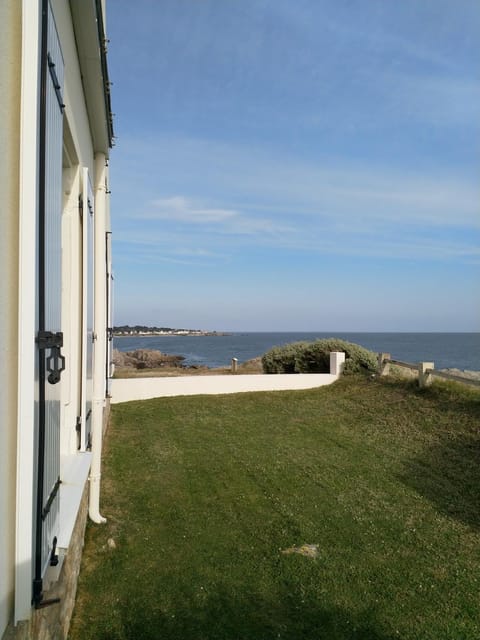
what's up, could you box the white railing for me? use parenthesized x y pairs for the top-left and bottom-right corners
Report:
(378, 353), (480, 388)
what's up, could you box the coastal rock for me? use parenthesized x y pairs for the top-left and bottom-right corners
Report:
(112, 348), (185, 369)
(440, 368), (480, 381)
(242, 356), (262, 370)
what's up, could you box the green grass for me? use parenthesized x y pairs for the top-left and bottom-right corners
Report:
(69, 376), (480, 640)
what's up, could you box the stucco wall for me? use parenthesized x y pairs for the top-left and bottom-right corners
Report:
(0, 1), (21, 636)
(51, 0), (95, 178)
(111, 373), (340, 404)
(1, 1), (111, 635)
(54, 0), (99, 456)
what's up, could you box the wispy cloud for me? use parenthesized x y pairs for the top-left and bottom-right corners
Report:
(118, 134), (480, 228)
(112, 132), (479, 267)
(277, 3), (458, 73)
(131, 193), (295, 237)
(378, 73), (480, 127)
(147, 196), (237, 223)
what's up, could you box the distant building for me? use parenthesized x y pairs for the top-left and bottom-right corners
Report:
(0, 1), (113, 638)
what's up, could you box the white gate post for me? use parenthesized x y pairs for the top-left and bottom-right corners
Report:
(330, 352), (345, 376)
(418, 362), (434, 388)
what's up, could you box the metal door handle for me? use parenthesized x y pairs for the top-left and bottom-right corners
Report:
(37, 331), (65, 384)
(46, 346), (65, 384)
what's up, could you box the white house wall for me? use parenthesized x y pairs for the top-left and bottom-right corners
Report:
(54, 0), (99, 459)
(52, 0), (95, 179)
(0, 4), (21, 636)
(0, 0), (112, 635)
(14, 0), (42, 624)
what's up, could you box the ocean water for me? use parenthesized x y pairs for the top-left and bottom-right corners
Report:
(114, 332), (480, 371)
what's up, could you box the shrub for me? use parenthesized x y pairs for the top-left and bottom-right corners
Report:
(261, 341), (308, 374)
(262, 338), (377, 375)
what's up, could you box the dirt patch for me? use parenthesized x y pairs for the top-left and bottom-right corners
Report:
(281, 544), (320, 559)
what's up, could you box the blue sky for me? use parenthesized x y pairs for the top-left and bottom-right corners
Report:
(107, 0), (480, 331)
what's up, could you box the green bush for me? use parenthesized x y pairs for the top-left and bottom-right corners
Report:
(261, 338), (377, 375)
(260, 341), (308, 374)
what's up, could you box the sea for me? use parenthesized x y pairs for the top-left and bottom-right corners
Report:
(114, 332), (480, 372)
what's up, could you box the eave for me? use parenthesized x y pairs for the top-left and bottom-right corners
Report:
(69, 0), (114, 153)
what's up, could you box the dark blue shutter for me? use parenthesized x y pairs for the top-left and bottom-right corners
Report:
(34, 0), (64, 606)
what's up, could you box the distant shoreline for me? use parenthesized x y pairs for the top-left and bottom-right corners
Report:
(113, 332), (479, 371)
(114, 332), (232, 337)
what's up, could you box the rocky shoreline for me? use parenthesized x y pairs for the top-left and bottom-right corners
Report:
(440, 368), (480, 381)
(112, 349), (263, 375)
(113, 349), (190, 369)
(112, 349), (480, 382)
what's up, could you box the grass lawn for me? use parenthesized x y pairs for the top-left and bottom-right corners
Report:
(69, 376), (480, 640)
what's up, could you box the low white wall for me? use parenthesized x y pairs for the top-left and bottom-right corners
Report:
(111, 373), (339, 404)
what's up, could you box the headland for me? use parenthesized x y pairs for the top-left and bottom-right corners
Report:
(113, 325), (230, 337)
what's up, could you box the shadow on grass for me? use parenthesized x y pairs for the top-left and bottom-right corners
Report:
(399, 384), (480, 530)
(93, 590), (397, 640)
(400, 433), (480, 530)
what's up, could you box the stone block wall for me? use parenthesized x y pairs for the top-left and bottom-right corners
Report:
(4, 481), (89, 640)
(3, 401), (110, 640)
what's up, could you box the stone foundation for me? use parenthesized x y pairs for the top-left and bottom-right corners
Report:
(3, 400), (110, 640)
(3, 481), (89, 640)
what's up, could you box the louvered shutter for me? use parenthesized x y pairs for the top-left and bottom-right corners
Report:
(35, 0), (64, 593)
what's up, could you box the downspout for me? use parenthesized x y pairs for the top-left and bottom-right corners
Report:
(88, 152), (108, 524)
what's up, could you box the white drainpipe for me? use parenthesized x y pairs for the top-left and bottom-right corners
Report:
(89, 152), (108, 524)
